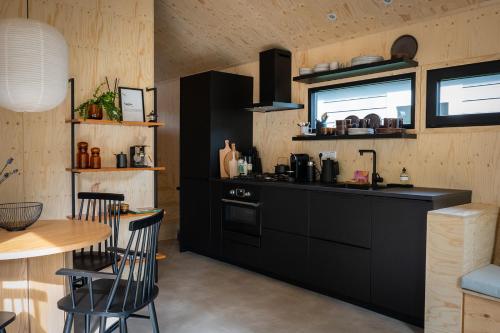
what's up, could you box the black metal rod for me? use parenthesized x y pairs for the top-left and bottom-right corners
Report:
(69, 78), (76, 218)
(146, 87), (159, 209)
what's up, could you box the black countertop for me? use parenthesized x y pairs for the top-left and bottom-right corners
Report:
(212, 178), (472, 202)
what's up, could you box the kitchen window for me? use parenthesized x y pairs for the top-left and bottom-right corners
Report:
(309, 73), (415, 130)
(426, 60), (500, 128)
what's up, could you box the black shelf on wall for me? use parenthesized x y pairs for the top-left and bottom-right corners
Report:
(293, 59), (418, 84)
(292, 133), (417, 141)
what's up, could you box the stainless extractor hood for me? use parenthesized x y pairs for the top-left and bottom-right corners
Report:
(245, 48), (304, 112)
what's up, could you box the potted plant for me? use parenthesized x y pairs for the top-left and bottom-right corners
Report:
(75, 78), (121, 121)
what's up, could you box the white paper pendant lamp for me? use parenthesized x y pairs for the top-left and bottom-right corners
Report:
(0, 18), (68, 112)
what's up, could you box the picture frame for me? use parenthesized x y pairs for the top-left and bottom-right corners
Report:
(119, 87), (145, 122)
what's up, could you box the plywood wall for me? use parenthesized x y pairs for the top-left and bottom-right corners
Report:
(219, 3), (500, 206)
(0, 0), (156, 223)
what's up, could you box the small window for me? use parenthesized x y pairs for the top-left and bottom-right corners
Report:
(309, 73), (415, 130)
(426, 60), (500, 128)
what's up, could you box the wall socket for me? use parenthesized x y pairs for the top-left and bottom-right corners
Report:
(320, 151), (337, 160)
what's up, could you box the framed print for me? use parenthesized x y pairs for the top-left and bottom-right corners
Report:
(119, 87), (145, 122)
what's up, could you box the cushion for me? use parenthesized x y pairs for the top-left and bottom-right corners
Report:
(461, 264), (500, 299)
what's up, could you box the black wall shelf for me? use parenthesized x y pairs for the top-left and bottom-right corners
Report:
(292, 133), (417, 141)
(293, 59), (418, 84)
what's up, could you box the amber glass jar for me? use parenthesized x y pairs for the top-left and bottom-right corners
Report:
(89, 147), (101, 169)
(87, 104), (103, 120)
(76, 142), (89, 169)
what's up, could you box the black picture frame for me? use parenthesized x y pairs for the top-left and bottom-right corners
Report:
(308, 73), (416, 130)
(119, 87), (145, 122)
(426, 59), (500, 128)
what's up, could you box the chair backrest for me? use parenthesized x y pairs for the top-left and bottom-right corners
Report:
(106, 210), (164, 311)
(76, 192), (125, 257)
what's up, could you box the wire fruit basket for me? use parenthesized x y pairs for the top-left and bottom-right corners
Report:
(0, 202), (43, 231)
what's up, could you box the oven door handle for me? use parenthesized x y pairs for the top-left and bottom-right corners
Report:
(221, 198), (261, 208)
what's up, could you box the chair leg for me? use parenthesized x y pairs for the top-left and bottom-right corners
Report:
(85, 314), (91, 333)
(0, 328), (6, 333)
(148, 302), (160, 333)
(99, 316), (107, 333)
(119, 317), (128, 333)
(63, 313), (74, 333)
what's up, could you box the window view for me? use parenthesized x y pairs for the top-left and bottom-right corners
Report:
(438, 73), (500, 116)
(426, 60), (500, 128)
(310, 75), (414, 129)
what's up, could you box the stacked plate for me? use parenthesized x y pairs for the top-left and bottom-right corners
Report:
(348, 128), (375, 135)
(299, 67), (313, 75)
(313, 63), (330, 73)
(351, 55), (384, 67)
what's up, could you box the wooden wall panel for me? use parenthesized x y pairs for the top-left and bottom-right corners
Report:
(156, 79), (180, 240)
(0, 0), (155, 219)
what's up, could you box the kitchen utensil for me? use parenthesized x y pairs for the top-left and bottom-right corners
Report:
(364, 113), (381, 129)
(290, 154), (310, 182)
(219, 140), (231, 178)
(0, 202), (43, 231)
(326, 127), (335, 135)
(274, 157), (290, 175)
(348, 128), (375, 135)
(298, 122), (312, 136)
(320, 157), (339, 183)
(351, 55), (384, 66)
(384, 117), (403, 128)
(319, 127), (329, 136)
(224, 147), (240, 176)
(391, 34), (418, 60)
(76, 142), (89, 169)
(359, 118), (371, 128)
(130, 145), (148, 167)
(329, 61), (339, 70)
(345, 115), (360, 127)
(228, 143), (239, 178)
(115, 152), (127, 168)
(299, 67), (313, 75)
(89, 147), (101, 169)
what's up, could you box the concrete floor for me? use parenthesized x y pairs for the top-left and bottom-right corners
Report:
(121, 240), (423, 333)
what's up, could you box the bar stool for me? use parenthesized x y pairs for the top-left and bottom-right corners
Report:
(0, 312), (15, 333)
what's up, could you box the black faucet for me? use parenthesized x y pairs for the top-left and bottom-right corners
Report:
(359, 149), (383, 188)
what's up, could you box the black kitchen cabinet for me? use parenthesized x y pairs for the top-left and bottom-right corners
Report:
(179, 179), (210, 254)
(261, 187), (308, 236)
(371, 197), (432, 324)
(309, 238), (371, 303)
(261, 229), (308, 283)
(309, 192), (372, 248)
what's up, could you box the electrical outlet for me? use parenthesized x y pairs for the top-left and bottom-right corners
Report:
(320, 151), (337, 160)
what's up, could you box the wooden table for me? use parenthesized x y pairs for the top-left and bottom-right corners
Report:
(0, 220), (111, 333)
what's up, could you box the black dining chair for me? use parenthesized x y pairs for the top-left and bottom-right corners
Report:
(57, 210), (164, 333)
(0, 312), (15, 333)
(73, 192), (125, 274)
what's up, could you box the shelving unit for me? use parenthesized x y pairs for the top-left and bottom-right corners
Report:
(292, 132), (417, 141)
(66, 119), (164, 127)
(68, 78), (164, 217)
(293, 59), (418, 84)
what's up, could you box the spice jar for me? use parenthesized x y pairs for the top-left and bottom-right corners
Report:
(89, 147), (101, 169)
(76, 142), (89, 169)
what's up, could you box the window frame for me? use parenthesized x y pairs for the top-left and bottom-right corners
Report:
(308, 73), (416, 130)
(426, 59), (500, 128)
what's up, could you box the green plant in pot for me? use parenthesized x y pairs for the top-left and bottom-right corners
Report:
(75, 80), (121, 121)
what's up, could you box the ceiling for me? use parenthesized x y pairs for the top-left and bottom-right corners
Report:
(155, 0), (495, 81)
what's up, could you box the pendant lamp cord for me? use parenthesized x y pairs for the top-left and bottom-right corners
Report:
(26, 0), (29, 19)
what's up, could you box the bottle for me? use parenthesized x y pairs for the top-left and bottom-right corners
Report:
(237, 158), (245, 175)
(242, 157), (248, 176)
(228, 144), (238, 178)
(247, 156), (253, 174)
(400, 167), (410, 184)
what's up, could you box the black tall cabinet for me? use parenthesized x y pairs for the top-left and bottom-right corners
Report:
(179, 71), (253, 254)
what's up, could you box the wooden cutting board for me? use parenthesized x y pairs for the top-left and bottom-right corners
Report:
(224, 148), (240, 177)
(219, 140), (231, 178)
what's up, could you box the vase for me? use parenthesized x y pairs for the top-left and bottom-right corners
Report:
(87, 104), (103, 120)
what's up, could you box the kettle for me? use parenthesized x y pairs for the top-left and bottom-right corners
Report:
(320, 158), (339, 183)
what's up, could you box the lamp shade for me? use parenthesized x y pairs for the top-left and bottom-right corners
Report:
(0, 18), (68, 112)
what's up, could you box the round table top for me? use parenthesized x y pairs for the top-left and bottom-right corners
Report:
(0, 219), (111, 260)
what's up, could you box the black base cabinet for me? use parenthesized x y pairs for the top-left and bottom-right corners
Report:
(309, 238), (371, 303)
(261, 187), (308, 236)
(261, 229), (308, 283)
(371, 197), (431, 324)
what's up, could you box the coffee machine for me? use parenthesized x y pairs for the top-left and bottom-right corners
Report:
(130, 145), (148, 167)
(290, 153), (310, 182)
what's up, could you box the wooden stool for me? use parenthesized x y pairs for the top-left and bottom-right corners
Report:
(0, 312), (15, 333)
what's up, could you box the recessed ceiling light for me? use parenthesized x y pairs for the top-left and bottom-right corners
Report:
(327, 12), (337, 21)
(383, 0), (393, 5)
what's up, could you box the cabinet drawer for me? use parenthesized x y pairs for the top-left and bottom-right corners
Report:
(262, 187), (308, 236)
(309, 192), (371, 248)
(261, 229), (308, 283)
(309, 238), (371, 303)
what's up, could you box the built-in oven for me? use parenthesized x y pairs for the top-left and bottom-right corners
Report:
(221, 185), (262, 248)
